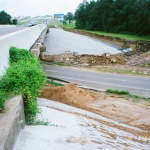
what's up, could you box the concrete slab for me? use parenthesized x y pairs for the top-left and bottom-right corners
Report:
(14, 106), (82, 150)
(44, 28), (121, 55)
(14, 98), (150, 150)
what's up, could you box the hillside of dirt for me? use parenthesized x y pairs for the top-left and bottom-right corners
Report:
(41, 83), (150, 131)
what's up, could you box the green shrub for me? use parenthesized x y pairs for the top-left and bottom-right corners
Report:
(0, 47), (46, 124)
(10, 47), (36, 63)
(1, 60), (45, 95)
(0, 90), (6, 111)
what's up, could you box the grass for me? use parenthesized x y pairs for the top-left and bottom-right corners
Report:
(47, 80), (64, 86)
(84, 30), (150, 41)
(50, 20), (150, 41)
(106, 89), (129, 95)
(106, 89), (150, 102)
(52, 62), (71, 66)
(50, 20), (75, 28)
(17, 21), (27, 26)
(63, 21), (76, 28)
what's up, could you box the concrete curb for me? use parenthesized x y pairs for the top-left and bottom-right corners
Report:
(0, 95), (25, 150)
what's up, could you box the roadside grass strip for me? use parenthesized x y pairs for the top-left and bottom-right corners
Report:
(106, 89), (150, 102)
(46, 80), (64, 86)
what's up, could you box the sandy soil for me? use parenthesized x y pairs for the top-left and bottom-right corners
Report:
(41, 83), (150, 131)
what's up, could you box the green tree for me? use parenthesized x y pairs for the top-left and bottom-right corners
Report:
(63, 15), (67, 25)
(65, 12), (74, 25)
(12, 19), (18, 25)
(74, 0), (150, 35)
(75, 3), (87, 28)
(0, 10), (12, 24)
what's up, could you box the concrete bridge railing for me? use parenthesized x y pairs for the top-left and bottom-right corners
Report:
(0, 24), (47, 77)
(0, 25), (16, 28)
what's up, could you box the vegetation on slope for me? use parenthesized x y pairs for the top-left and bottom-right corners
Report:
(0, 47), (46, 124)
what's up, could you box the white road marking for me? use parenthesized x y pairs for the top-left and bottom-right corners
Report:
(106, 78), (126, 82)
(45, 69), (58, 73)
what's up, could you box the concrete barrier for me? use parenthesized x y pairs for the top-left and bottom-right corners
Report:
(30, 26), (48, 59)
(0, 25), (16, 28)
(0, 95), (25, 150)
(0, 24), (47, 76)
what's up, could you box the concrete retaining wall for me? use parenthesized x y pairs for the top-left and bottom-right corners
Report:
(0, 24), (47, 76)
(0, 95), (25, 150)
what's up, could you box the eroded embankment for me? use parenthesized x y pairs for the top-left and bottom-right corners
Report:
(41, 83), (150, 137)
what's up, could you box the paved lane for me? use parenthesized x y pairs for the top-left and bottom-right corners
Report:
(0, 26), (27, 36)
(44, 65), (150, 97)
(44, 28), (121, 55)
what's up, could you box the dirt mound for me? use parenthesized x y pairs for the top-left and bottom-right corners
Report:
(87, 53), (124, 65)
(41, 83), (150, 131)
(44, 52), (125, 66)
(89, 98), (150, 130)
(125, 51), (150, 67)
(41, 83), (97, 108)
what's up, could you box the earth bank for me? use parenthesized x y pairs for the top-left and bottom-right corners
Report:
(41, 83), (150, 131)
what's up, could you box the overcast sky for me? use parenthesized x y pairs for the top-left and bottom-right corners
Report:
(0, 0), (89, 17)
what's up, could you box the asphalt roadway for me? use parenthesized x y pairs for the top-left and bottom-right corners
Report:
(44, 65), (150, 97)
(0, 26), (27, 36)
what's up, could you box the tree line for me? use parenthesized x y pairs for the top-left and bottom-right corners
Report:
(0, 10), (17, 25)
(74, 0), (150, 35)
